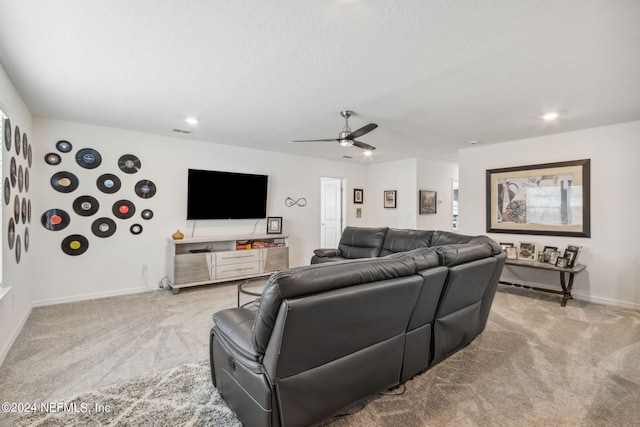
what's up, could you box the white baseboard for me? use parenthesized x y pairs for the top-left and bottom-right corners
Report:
(32, 286), (155, 307)
(0, 300), (34, 368)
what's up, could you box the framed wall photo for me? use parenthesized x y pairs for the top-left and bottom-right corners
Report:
(266, 216), (282, 234)
(486, 159), (591, 237)
(354, 188), (363, 204)
(419, 190), (437, 214)
(384, 190), (397, 208)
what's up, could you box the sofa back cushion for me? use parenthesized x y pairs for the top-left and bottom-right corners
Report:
(337, 226), (388, 259)
(430, 230), (502, 255)
(379, 228), (434, 256)
(252, 254), (416, 354)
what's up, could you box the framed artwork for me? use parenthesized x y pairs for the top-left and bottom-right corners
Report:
(486, 159), (591, 237)
(267, 216), (282, 234)
(356, 207), (362, 218)
(419, 190), (437, 214)
(505, 246), (518, 259)
(384, 190), (397, 208)
(354, 188), (363, 204)
(518, 242), (537, 261)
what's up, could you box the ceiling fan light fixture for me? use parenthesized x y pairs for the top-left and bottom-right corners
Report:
(363, 150), (372, 156)
(339, 139), (353, 147)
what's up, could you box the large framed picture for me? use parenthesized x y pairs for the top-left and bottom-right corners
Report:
(384, 190), (397, 208)
(419, 190), (437, 214)
(486, 159), (591, 237)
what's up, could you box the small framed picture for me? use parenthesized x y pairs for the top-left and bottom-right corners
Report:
(505, 246), (518, 259)
(556, 257), (569, 268)
(518, 242), (536, 261)
(542, 246), (558, 263)
(384, 190), (397, 209)
(548, 251), (560, 266)
(563, 249), (578, 267)
(500, 242), (514, 251)
(354, 189), (363, 204)
(356, 207), (362, 218)
(419, 190), (437, 214)
(266, 216), (282, 234)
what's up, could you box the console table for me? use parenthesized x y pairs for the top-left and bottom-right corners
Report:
(499, 259), (586, 306)
(167, 234), (288, 294)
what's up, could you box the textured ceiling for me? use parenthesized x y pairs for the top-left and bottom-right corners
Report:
(1, 0), (639, 163)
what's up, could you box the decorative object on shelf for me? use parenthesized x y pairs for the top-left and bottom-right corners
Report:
(267, 217), (283, 234)
(56, 140), (73, 153)
(285, 197), (307, 207)
(486, 159), (591, 237)
(384, 190), (397, 208)
(354, 189), (363, 204)
(419, 190), (437, 214)
(75, 148), (102, 169)
(118, 154), (141, 174)
(172, 229), (185, 240)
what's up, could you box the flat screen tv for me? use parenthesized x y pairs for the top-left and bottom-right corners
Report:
(187, 169), (268, 220)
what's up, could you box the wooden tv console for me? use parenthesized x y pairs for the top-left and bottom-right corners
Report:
(167, 234), (289, 294)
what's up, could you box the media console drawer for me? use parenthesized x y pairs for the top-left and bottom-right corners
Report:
(216, 250), (261, 265)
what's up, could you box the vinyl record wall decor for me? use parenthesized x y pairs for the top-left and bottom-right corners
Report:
(42, 141), (158, 256)
(3, 115), (32, 264)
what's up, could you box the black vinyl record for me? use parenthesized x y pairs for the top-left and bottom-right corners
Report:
(27, 199), (32, 223)
(96, 173), (121, 193)
(22, 133), (28, 160)
(15, 235), (21, 264)
(18, 165), (24, 192)
(51, 171), (79, 193)
(141, 209), (153, 220)
(76, 148), (102, 169)
(112, 199), (136, 219)
(14, 125), (20, 155)
(41, 208), (70, 231)
(45, 152), (62, 165)
(56, 140), (73, 153)
(10, 157), (17, 187)
(91, 217), (117, 238)
(73, 195), (100, 216)
(3, 177), (10, 205)
(7, 218), (15, 249)
(3, 117), (11, 151)
(135, 180), (156, 198)
(61, 234), (89, 256)
(28, 144), (33, 167)
(24, 168), (29, 192)
(13, 195), (19, 222)
(21, 197), (27, 224)
(118, 154), (141, 174)
(130, 224), (143, 235)
(24, 227), (29, 252)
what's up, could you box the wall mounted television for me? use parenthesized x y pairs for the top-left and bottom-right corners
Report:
(187, 169), (269, 220)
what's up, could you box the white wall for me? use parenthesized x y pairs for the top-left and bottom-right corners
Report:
(416, 159), (458, 231)
(0, 64), (35, 365)
(28, 118), (368, 303)
(459, 121), (640, 308)
(367, 158), (418, 228)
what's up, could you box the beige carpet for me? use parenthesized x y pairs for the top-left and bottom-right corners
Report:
(1, 284), (639, 426)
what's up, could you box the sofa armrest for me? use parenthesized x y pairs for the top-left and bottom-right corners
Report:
(213, 308), (261, 361)
(313, 248), (341, 257)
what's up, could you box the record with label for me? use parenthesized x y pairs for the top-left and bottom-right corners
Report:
(24, 227), (29, 252)
(61, 234), (89, 256)
(56, 140), (73, 153)
(51, 171), (79, 193)
(24, 168), (29, 192)
(73, 195), (100, 216)
(135, 179), (156, 198)
(91, 217), (117, 238)
(141, 209), (153, 220)
(4, 177), (9, 205)
(76, 148), (102, 169)
(118, 154), (141, 174)
(41, 208), (71, 231)
(96, 173), (121, 193)
(21, 197), (27, 224)
(3, 117), (11, 151)
(13, 195), (19, 222)
(22, 133), (28, 160)
(15, 235), (21, 264)
(112, 199), (136, 219)
(28, 144), (33, 167)
(18, 165), (24, 192)
(45, 152), (62, 166)
(27, 199), (32, 223)
(7, 218), (15, 249)
(130, 224), (143, 235)
(10, 157), (17, 187)
(14, 125), (20, 155)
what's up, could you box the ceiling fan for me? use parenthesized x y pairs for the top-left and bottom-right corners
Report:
(294, 110), (377, 151)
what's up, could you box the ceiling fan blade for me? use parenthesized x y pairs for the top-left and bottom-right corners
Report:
(346, 123), (378, 139)
(293, 138), (340, 142)
(352, 140), (376, 151)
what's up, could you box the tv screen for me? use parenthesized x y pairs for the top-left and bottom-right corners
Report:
(187, 169), (268, 220)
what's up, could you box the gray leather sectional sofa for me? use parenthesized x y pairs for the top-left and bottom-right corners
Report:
(210, 227), (505, 426)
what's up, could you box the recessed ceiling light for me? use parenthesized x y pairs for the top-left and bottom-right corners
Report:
(185, 117), (199, 125)
(542, 112), (559, 121)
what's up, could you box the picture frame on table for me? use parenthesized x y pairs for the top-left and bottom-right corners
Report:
(548, 251), (560, 266)
(354, 188), (363, 204)
(266, 216), (282, 234)
(563, 249), (578, 267)
(384, 190), (397, 208)
(542, 246), (558, 263)
(505, 246), (518, 260)
(518, 242), (537, 261)
(486, 159), (591, 237)
(556, 257), (569, 268)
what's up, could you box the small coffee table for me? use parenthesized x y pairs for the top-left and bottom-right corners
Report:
(237, 278), (267, 308)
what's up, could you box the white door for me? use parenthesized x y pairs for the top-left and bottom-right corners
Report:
(320, 177), (344, 248)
